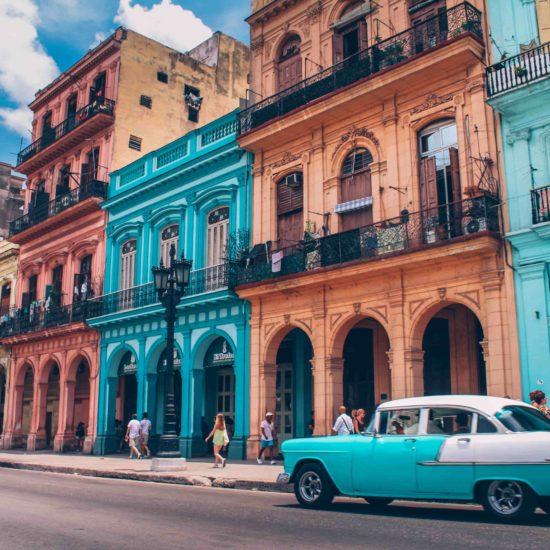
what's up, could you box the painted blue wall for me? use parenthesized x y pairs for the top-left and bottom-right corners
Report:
(486, 1), (550, 399)
(89, 111), (253, 458)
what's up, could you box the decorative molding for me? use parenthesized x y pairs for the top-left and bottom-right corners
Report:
(506, 129), (531, 145)
(251, 36), (265, 54)
(456, 290), (480, 309)
(296, 317), (312, 333)
(409, 298), (428, 320)
(270, 151), (301, 168)
(283, 313), (290, 325)
(438, 287), (447, 300)
(305, 0), (323, 24)
(411, 93), (454, 114)
(367, 306), (388, 324)
(352, 302), (361, 315)
(332, 125), (380, 160)
(330, 312), (343, 329)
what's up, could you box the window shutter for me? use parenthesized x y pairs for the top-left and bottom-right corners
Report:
(449, 147), (461, 201)
(332, 33), (344, 64)
(358, 20), (368, 51)
(419, 156), (438, 211)
(80, 163), (90, 187)
(22, 292), (30, 308)
(277, 181), (303, 215)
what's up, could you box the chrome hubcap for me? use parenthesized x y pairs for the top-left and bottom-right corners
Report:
(488, 481), (523, 515)
(299, 471), (322, 502)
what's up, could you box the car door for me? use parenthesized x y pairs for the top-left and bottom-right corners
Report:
(415, 407), (475, 497)
(353, 408), (420, 497)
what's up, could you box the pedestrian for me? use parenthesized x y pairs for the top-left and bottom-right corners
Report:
(205, 413), (229, 468)
(332, 406), (353, 436)
(354, 408), (366, 434)
(530, 390), (550, 418)
(125, 413), (142, 459)
(257, 412), (277, 464)
(140, 412), (152, 458)
(75, 422), (85, 451)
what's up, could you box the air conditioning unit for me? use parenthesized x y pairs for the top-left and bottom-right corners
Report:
(463, 216), (488, 235)
(285, 172), (303, 189)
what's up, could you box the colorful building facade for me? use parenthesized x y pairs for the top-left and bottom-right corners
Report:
(86, 111), (252, 459)
(486, 1), (550, 398)
(0, 28), (249, 453)
(236, 0), (521, 456)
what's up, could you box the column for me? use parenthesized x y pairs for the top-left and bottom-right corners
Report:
(312, 356), (343, 436)
(2, 379), (24, 449)
(246, 317), (263, 458)
(28, 379), (47, 451)
(136, 339), (146, 416)
(230, 321), (248, 459)
(404, 348), (425, 397)
(84, 359), (98, 454)
(54, 379), (75, 452)
(506, 129), (532, 230)
(388, 286), (407, 399)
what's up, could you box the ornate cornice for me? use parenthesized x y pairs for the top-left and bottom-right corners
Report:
(411, 93), (454, 114)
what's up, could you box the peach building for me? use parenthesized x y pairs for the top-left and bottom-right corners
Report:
(0, 28), (249, 452)
(235, 0), (520, 455)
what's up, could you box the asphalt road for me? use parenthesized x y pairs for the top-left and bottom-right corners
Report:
(0, 469), (548, 550)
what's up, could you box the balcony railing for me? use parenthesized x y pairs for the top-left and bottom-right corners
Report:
(17, 97), (115, 166)
(233, 195), (499, 287)
(486, 42), (550, 97)
(0, 301), (92, 339)
(238, 2), (482, 134)
(9, 180), (107, 237)
(531, 185), (550, 225)
(86, 264), (229, 319)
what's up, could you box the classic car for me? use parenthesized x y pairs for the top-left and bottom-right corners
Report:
(278, 396), (550, 520)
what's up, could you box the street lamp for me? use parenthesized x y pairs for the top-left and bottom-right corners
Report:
(152, 244), (192, 458)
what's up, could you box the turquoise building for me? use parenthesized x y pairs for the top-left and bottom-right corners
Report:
(86, 111), (252, 458)
(486, 1), (550, 398)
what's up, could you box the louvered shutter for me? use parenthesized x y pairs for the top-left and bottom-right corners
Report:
(333, 33), (344, 64)
(419, 156), (438, 212)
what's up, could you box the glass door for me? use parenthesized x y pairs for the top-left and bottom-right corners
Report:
(276, 363), (293, 443)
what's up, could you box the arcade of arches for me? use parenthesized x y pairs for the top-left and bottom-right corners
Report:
(0, 332), (98, 452)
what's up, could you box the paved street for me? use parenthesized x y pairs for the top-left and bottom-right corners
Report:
(0, 469), (548, 550)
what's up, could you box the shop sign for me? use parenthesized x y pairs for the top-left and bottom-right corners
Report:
(119, 352), (137, 376)
(158, 348), (181, 373)
(211, 339), (234, 367)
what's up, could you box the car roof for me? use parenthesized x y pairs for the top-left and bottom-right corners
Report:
(377, 395), (530, 416)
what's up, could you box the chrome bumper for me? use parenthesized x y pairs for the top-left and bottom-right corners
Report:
(277, 473), (291, 484)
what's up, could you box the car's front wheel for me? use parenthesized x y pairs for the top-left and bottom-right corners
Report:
(364, 497), (394, 507)
(481, 480), (536, 521)
(294, 463), (335, 508)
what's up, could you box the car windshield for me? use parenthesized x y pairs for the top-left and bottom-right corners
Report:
(495, 406), (550, 432)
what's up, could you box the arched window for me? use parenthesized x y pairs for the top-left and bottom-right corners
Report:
(0, 283), (11, 316)
(277, 172), (304, 247)
(277, 35), (302, 92)
(206, 207), (229, 267)
(120, 239), (137, 290)
(337, 148), (373, 231)
(332, 1), (367, 63)
(418, 119), (459, 212)
(160, 224), (179, 266)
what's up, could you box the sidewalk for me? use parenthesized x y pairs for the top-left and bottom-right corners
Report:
(0, 451), (289, 492)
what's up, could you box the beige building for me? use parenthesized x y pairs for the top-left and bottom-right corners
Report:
(0, 240), (19, 442)
(537, 0), (550, 42)
(0, 163), (25, 239)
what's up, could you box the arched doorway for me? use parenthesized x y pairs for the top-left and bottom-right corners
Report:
(422, 304), (486, 396)
(275, 328), (313, 443)
(343, 318), (391, 420)
(204, 338), (236, 439)
(277, 34), (302, 92)
(116, 351), (138, 427)
(0, 366), (6, 435)
(20, 366), (34, 448)
(73, 360), (90, 436)
(45, 364), (60, 449)
(156, 347), (182, 436)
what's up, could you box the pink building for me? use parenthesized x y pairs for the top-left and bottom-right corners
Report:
(0, 28), (248, 452)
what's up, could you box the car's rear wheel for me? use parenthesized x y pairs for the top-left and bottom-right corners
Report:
(364, 497), (394, 506)
(538, 497), (550, 515)
(481, 480), (536, 521)
(294, 463), (335, 508)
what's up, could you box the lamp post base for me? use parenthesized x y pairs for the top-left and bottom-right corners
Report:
(151, 457), (188, 472)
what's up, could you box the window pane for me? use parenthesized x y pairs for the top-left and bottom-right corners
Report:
(427, 408), (473, 435)
(385, 409), (420, 435)
(477, 415), (498, 434)
(495, 406), (550, 432)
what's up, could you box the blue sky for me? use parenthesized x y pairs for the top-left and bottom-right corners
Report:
(0, 0), (250, 167)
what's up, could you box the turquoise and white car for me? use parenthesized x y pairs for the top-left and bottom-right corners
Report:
(278, 396), (550, 520)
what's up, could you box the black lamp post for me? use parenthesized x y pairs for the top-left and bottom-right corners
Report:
(152, 244), (192, 457)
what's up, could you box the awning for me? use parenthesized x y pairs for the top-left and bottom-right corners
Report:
(334, 196), (373, 214)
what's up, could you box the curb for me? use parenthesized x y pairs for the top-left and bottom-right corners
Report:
(0, 460), (292, 493)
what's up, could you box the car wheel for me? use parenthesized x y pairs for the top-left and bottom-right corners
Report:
(294, 463), (335, 508)
(364, 497), (394, 506)
(538, 497), (550, 515)
(481, 480), (536, 521)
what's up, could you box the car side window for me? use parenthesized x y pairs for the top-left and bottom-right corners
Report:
(476, 414), (498, 434)
(427, 408), (473, 435)
(381, 409), (421, 435)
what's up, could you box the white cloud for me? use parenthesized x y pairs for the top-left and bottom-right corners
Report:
(0, 0), (59, 136)
(114, 0), (212, 53)
(90, 31), (108, 49)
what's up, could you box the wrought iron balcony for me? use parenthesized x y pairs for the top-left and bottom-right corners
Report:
(238, 2), (482, 135)
(486, 42), (550, 97)
(0, 301), (92, 339)
(17, 97), (115, 172)
(531, 185), (550, 225)
(9, 180), (107, 238)
(233, 195), (499, 287)
(86, 263), (229, 319)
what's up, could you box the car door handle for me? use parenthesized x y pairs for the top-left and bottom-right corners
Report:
(458, 438), (471, 443)
(404, 438), (417, 442)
